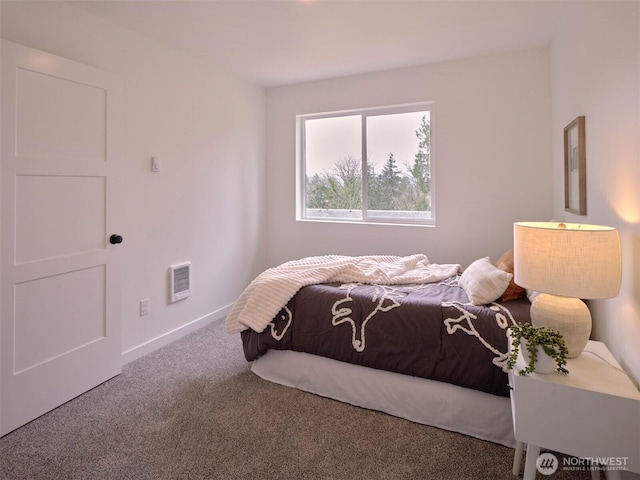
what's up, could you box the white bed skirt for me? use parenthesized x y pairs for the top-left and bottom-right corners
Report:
(251, 349), (516, 448)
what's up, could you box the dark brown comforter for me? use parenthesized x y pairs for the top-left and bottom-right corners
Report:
(241, 276), (531, 397)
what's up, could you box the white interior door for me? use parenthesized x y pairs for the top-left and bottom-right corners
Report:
(1, 40), (122, 436)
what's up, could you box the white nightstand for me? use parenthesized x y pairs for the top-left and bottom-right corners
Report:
(508, 339), (640, 480)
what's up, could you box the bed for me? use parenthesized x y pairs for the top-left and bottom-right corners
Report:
(226, 253), (530, 447)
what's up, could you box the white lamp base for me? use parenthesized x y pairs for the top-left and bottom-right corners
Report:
(530, 293), (591, 358)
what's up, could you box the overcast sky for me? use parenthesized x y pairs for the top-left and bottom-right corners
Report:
(304, 110), (428, 177)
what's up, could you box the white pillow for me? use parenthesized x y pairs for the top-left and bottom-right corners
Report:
(459, 257), (513, 305)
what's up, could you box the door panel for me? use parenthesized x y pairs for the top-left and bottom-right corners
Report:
(16, 66), (107, 161)
(1, 40), (122, 436)
(15, 175), (106, 263)
(14, 265), (106, 374)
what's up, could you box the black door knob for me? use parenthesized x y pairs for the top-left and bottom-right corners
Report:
(109, 234), (123, 245)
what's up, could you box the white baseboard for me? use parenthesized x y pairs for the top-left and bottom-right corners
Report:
(121, 303), (233, 365)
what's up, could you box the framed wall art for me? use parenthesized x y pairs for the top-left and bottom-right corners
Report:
(564, 116), (586, 215)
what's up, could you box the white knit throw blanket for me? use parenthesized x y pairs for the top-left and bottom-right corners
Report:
(225, 254), (461, 334)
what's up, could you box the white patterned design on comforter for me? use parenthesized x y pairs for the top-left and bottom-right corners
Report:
(328, 281), (519, 368)
(443, 301), (518, 371)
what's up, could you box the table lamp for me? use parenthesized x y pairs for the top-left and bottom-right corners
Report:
(513, 222), (622, 358)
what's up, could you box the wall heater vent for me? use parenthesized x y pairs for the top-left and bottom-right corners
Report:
(169, 262), (191, 303)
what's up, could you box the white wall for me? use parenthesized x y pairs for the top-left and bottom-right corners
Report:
(551, 1), (640, 385)
(266, 48), (552, 268)
(0, 1), (267, 360)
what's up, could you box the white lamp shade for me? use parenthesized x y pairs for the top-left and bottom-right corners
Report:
(513, 222), (622, 299)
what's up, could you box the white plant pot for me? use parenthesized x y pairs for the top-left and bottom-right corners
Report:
(521, 339), (558, 374)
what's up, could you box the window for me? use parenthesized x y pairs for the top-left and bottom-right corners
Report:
(298, 103), (433, 225)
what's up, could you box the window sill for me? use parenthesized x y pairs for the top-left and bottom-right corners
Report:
(296, 217), (435, 228)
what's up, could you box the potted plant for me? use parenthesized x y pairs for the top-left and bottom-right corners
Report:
(507, 323), (569, 376)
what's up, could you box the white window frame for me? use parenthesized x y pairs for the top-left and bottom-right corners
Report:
(296, 102), (435, 226)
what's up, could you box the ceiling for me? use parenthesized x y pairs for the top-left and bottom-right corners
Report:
(69, 0), (567, 87)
